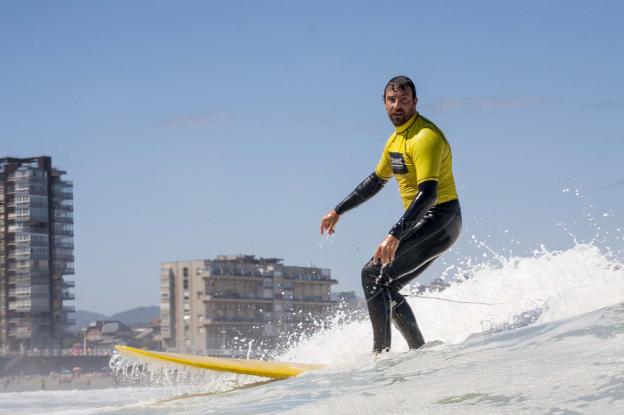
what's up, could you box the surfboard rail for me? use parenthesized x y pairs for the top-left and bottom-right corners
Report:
(114, 345), (326, 379)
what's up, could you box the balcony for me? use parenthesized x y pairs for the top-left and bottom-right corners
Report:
(63, 305), (75, 313)
(202, 272), (269, 282)
(56, 242), (74, 249)
(200, 315), (269, 325)
(291, 297), (337, 304)
(52, 230), (74, 238)
(201, 294), (272, 303)
(54, 263), (75, 274)
(59, 265), (75, 275)
(199, 316), (214, 325)
(52, 185), (73, 195)
(52, 216), (73, 224)
(62, 291), (75, 300)
(63, 280), (75, 288)
(288, 277), (339, 284)
(53, 256), (75, 264)
(59, 193), (73, 200)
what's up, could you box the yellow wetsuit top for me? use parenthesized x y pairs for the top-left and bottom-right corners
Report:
(375, 113), (458, 210)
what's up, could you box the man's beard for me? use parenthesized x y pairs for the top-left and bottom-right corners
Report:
(388, 110), (413, 126)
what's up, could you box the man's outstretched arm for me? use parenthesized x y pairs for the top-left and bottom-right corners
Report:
(335, 172), (388, 215)
(320, 172), (388, 235)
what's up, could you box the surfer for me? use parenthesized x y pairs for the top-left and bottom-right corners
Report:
(320, 75), (462, 353)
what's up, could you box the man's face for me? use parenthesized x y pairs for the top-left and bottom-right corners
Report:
(384, 86), (417, 126)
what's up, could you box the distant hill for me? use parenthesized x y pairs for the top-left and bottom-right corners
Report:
(71, 310), (108, 331)
(111, 306), (160, 326)
(70, 306), (159, 331)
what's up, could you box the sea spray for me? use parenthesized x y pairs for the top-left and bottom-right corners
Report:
(106, 239), (624, 397)
(108, 349), (264, 397)
(412, 242), (624, 345)
(277, 242), (624, 364)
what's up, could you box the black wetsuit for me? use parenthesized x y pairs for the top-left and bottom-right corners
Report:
(361, 198), (461, 352)
(335, 176), (461, 353)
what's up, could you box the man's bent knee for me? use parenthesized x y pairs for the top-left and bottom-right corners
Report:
(361, 259), (383, 299)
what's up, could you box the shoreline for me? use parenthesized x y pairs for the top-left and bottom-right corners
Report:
(0, 373), (118, 393)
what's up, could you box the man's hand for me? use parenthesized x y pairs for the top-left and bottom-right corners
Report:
(320, 210), (340, 235)
(374, 234), (400, 264)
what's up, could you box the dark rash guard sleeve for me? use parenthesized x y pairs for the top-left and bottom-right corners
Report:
(388, 180), (438, 239)
(334, 172), (388, 215)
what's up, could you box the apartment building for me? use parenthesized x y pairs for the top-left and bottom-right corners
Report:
(0, 157), (75, 352)
(160, 255), (337, 356)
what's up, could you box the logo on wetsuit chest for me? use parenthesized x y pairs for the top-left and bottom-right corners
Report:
(389, 152), (408, 174)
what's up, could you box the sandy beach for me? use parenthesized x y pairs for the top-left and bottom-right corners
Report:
(0, 373), (118, 393)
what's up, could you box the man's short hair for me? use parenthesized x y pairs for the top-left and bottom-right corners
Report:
(383, 76), (417, 100)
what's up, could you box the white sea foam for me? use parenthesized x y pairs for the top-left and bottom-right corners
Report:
(279, 242), (624, 363)
(416, 243), (624, 344)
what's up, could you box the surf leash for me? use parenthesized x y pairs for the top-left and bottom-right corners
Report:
(405, 294), (511, 306)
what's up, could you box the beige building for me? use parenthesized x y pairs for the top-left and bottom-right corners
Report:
(160, 255), (337, 356)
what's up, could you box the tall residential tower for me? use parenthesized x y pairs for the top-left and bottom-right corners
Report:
(0, 157), (75, 352)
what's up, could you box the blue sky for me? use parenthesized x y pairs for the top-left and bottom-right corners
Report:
(2, 1), (623, 314)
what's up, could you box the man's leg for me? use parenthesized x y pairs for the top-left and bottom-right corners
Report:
(385, 201), (462, 349)
(361, 246), (439, 352)
(391, 292), (425, 349)
(361, 259), (393, 353)
(389, 260), (434, 349)
(361, 256), (436, 352)
(361, 201), (461, 352)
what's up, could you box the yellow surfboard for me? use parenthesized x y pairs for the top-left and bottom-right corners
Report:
(114, 345), (326, 379)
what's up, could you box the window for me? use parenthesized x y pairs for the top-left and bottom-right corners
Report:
(16, 246), (31, 255)
(54, 210), (71, 218)
(53, 223), (73, 232)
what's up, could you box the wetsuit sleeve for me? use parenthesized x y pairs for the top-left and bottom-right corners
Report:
(413, 129), (445, 184)
(334, 172), (388, 215)
(388, 180), (438, 239)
